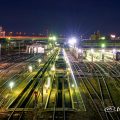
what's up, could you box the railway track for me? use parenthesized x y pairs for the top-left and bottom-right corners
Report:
(0, 53), (34, 72)
(51, 76), (67, 120)
(46, 81), (68, 120)
(72, 62), (106, 120)
(0, 54), (44, 108)
(43, 49), (73, 120)
(67, 52), (119, 120)
(90, 62), (120, 119)
(85, 62), (120, 120)
(97, 62), (120, 88)
(0, 53), (39, 83)
(7, 49), (59, 120)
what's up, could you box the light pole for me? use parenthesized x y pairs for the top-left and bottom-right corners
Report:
(38, 59), (41, 65)
(78, 48), (83, 62)
(7, 37), (11, 55)
(101, 49), (105, 62)
(112, 49), (116, 61)
(71, 84), (75, 96)
(52, 36), (57, 41)
(45, 77), (50, 93)
(0, 44), (1, 60)
(19, 42), (21, 55)
(49, 35), (57, 48)
(101, 43), (106, 62)
(71, 84), (75, 88)
(78, 49), (82, 53)
(68, 37), (77, 48)
(9, 82), (14, 92)
(28, 65), (33, 72)
(51, 65), (55, 71)
(8, 43), (10, 55)
(68, 37), (77, 58)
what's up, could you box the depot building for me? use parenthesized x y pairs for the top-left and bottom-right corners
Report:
(26, 44), (46, 54)
(81, 40), (120, 61)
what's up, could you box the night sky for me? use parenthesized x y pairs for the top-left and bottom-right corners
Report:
(0, 0), (120, 36)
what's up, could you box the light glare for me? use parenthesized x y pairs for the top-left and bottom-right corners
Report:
(9, 82), (14, 89)
(68, 37), (77, 45)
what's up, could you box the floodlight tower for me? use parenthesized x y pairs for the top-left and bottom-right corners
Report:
(101, 43), (106, 62)
(68, 37), (77, 48)
(112, 48), (116, 61)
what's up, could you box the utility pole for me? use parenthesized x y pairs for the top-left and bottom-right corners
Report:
(33, 91), (38, 120)
(19, 42), (21, 55)
(0, 44), (1, 60)
(41, 86), (43, 104)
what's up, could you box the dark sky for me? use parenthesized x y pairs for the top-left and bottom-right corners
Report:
(0, 0), (120, 36)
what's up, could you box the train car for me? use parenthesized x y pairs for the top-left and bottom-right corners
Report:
(116, 52), (120, 61)
(55, 58), (67, 70)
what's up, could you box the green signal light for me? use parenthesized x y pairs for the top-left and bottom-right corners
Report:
(100, 36), (105, 40)
(101, 43), (105, 48)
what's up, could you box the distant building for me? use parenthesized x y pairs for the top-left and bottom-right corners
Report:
(0, 26), (5, 37)
(90, 31), (101, 40)
(26, 44), (45, 54)
(80, 39), (120, 48)
(90, 33), (96, 40)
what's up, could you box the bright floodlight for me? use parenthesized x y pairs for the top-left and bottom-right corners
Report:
(51, 65), (55, 71)
(101, 49), (105, 53)
(49, 36), (57, 41)
(91, 48), (94, 53)
(28, 65), (33, 72)
(67, 67), (71, 71)
(78, 49), (82, 53)
(111, 34), (116, 38)
(9, 82), (14, 91)
(101, 43), (105, 48)
(8, 37), (11, 40)
(68, 37), (77, 45)
(38, 59), (41, 64)
(52, 36), (57, 41)
(112, 49), (116, 54)
(49, 36), (53, 40)
(71, 84), (75, 88)
(100, 36), (105, 40)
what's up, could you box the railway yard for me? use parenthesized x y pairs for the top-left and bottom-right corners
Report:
(0, 47), (120, 120)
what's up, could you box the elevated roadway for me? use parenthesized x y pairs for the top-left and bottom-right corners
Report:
(0, 36), (67, 41)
